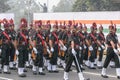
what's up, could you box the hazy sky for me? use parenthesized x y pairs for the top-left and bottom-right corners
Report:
(36, 0), (60, 11)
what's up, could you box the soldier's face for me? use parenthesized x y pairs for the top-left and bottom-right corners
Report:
(99, 28), (103, 32)
(84, 28), (87, 32)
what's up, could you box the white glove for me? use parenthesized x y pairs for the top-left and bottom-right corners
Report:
(113, 49), (119, 54)
(0, 49), (2, 53)
(72, 48), (76, 55)
(33, 47), (37, 54)
(89, 46), (93, 51)
(51, 47), (54, 52)
(62, 46), (67, 51)
(84, 45), (87, 49)
(98, 47), (101, 51)
(16, 49), (19, 55)
(47, 49), (51, 54)
(101, 45), (105, 49)
(79, 46), (82, 50)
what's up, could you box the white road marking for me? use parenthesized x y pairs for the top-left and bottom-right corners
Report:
(57, 68), (116, 78)
(0, 77), (13, 80)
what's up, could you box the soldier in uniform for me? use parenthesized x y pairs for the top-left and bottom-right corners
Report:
(1, 21), (11, 74)
(101, 25), (120, 79)
(0, 21), (3, 73)
(15, 18), (29, 77)
(43, 21), (51, 71)
(77, 23), (85, 69)
(63, 21), (85, 80)
(31, 20), (46, 75)
(86, 23), (98, 69)
(9, 19), (16, 70)
(97, 25), (105, 69)
(48, 21), (59, 73)
(57, 22), (67, 68)
(83, 25), (89, 66)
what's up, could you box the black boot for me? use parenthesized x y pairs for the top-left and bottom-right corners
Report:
(3, 71), (11, 74)
(19, 73), (26, 77)
(33, 71), (37, 75)
(39, 72), (46, 75)
(101, 75), (108, 78)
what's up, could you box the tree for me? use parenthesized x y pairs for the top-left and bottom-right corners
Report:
(0, 0), (10, 12)
(72, 0), (120, 12)
(52, 0), (76, 12)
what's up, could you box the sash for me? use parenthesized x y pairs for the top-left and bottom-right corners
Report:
(37, 34), (45, 46)
(90, 33), (97, 42)
(52, 32), (59, 44)
(20, 32), (27, 43)
(3, 31), (10, 40)
(79, 33), (85, 39)
(99, 33), (105, 41)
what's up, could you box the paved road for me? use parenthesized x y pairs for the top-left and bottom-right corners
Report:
(0, 65), (118, 80)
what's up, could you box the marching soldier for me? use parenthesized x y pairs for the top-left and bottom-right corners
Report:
(101, 25), (120, 79)
(9, 19), (16, 70)
(31, 20), (46, 75)
(15, 18), (29, 77)
(97, 25), (105, 69)
(1, 22), (11, 74)
(48, 21), (59, 73)
(58, 22), (67, 68)
(86, 23), (98, 69)
(83, 25), (89, 66)
(0, 21), (3, 73)
(77, 23), (85, 69)
(63, 21), (85, 80)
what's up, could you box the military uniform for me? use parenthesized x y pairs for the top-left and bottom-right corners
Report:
(9, 24), (16, 69)
(101, 25), (120, 79)
(83, 26), (89, 66)
(87, 24), (98, 69)
(0, 26), (3, 73)
(77, 25), (85, 68)
(32, 28), (46, 75)
(1, 23), (11, 74)
(97, 26), (105, 68)
(16, 19), (29, 77)
(63, 23), (85, 80)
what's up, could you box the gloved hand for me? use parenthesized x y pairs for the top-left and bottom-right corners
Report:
(16, 49), (19, 55)
(101, 45), (105, 49)
(113, 49), (119, 54)
(84, 45), (87, 49)
(98, 47), (101, 51)
(0, 49), (2, 53)
(33, 47), (37, 54)
(51, 47), (54, 52)
(89, 46), (93, 51)
(47, 48), (51, 54)
(79, 46), (82, 50)
(72, 48), (76, 55)
(62, 46), (67, 51)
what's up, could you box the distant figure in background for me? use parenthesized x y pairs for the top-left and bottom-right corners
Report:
(40, 3), (48, 13)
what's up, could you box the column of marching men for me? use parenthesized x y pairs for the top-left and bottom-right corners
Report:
(0, 18), (120, 80)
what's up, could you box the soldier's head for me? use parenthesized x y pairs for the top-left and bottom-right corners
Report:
(20, 23), (27, 31)
(52, 21), (58, 32)
(77, 23), (82, 32)
(9, 19), (14, 30)
(83, 24), (87, 32)
(113, 24), (117, 34)
(91, 22), (97, 33)
(4, 23), (9, 30)
(20, 18), (27, 30)
(99, 25), (103, 32)
(109, 25), (114, 33)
